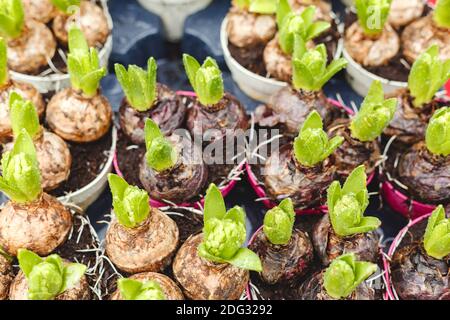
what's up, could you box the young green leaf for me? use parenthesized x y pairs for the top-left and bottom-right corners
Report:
(434, 0), (450, 29)
(50, 0), (81, 15)
(67, 27), (106, 97)
(0, 37), (7, 86)
(425, 107), (450, 156)
(204, 183), (227, 222)
(9, 92), (41, 139)
(234, 0), (250, 10)
(423, 205), (450, 260)
(323, 253), (377, 299)
(263, 198), (295, 245)
(182, 54), (224, 106)
(0, 0), (25, 39)
(0, 129), (42, 203)
(293, 110), (344, 167)
(327, 165), (381, 237)
(408, 45), (450, 108)
(118, 278), (166, 300)
(277, 1), (331, 54)
(115, 57), (157, 112)
(199, 188), (262, 272)
(143, 119), (178, 172)
(292, 37), (347, 91)
(350, 81), (397, 142)
(355, 0), (392, 36)
(17, 249), (86, 300)
(249, 0), (277, 14)
(108, 173), (150, 229)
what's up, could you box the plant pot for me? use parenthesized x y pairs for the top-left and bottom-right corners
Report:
(113, 153), (243, 209)
(9, 0), (113, 94)
(246, 225), (384, 300)
(113, 90), (244, 209)
(381, 181), (437, 220)
(59, 127), (117, 210)
(343, 47), (407, 97)
(382, 213), (431, 300)
(220, 14), (344, 103)
(246, 98), (375, 214)
(137, 0), (213, 42)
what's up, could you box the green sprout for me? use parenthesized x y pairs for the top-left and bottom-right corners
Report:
(67, 27), (106, 97)
(0, 0), (24, 39)
(143, 119), (178, 172)
(115, 57), (157, 112)
(183, 54), (224, 106)
(277, 0), (331, 54)
(293, 110), (344, 167)
(263, 198), (295, 245)
(292, 36), (347, 91)
(423, 205), (450, 260)
(0, 247), (12, 263)
(0, 129), (41, 203)
(235, 0), (277, 14)
(327, 165), (381, 237)
(434, 0), (450, 29)
(0, 37), (7, 86)
(118, 278), (166, 300)
(198, 184), (262, 272)
(355, 0), (392, 36)
(408, 45), (450, 108)
(108, 173), (150, 229)
(426, 107), (450, 157)
(323, 253), (377, 299)
(9, 92), (41, 139)
(50, 0), (81, 15)
(350, 81), (397, 142)
(17, 249), (86, 300)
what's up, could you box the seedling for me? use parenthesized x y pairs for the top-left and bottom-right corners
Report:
(108, 173), (150, 229)
(292, 36), (347, 91)
(143, 118), (178, 173)
(408, 45), (450, 108)
(350, 80), (397, 142)
(323, 253), (377, 299)
(277, 0), (331, 54)
(433, 0), (450, 29)
(327, 165), (381, 237)
(67, 27), (106, 98)
(355, 0), (392, 36)
(17, 249), (86, 300)
(118, 278), (166, 300)
(183, 54), (224, 106)
(198, 184), (262, 271)
(115, 57), (158, 112)
(294, 110), (344, 167)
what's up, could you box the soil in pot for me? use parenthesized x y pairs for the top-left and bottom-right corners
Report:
(47, 126), (112, 197)
(344, 8), (430, 82)
(229, 12), (341, 79)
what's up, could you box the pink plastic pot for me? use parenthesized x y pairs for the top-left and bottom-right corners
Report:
(246, 225), (263, 300)
(382, 213), (432, 300)
(381, 181), (436, 220)
(246, 98), (375, 215)
(112, 90), (244, 209)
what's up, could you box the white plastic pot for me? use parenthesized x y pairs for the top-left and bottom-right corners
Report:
(221, 15), (344, 103)
(343, 47), (407, 96)
(58, 127), (117, 211)
(137, 0), (213, 42)
(10, 0), (114, 94)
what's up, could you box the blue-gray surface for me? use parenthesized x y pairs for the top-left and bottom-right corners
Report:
(6, 0), (411, 242)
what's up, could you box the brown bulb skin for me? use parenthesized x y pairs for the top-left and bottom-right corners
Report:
(46, 88), (112, 143)
(0, 193), (73, 257)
